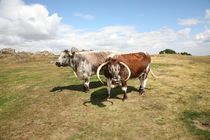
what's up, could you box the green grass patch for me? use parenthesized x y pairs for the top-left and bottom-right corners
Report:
(0, 96), (15, 107)
(181, 111), (210, 140)
(151, 63), (183, 69)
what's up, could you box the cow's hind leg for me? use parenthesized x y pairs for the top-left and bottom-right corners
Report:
(121, 81), (128, 101)
(83, 78), (90, 92)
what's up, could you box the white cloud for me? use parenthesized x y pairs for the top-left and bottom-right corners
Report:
(194, 30), (210, 43)
(205, 9), (210, 19)
(178, 18), (199, 26)
(0, 0), (61, 41)
(177, 28), (191, 37)
(73, 12), (95, 20)
(0, 0), (209, 56)
(61, 27), (181, 54)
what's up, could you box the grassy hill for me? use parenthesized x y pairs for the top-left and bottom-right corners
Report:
(0, 54), (210, 140)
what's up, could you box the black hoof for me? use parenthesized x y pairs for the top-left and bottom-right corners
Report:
(104, 97), (109, 101)
(122, 96), (128, 101)
(83, 85), (89, 92)
(104, 95), (110, 100)
(139, 89), (145, 95)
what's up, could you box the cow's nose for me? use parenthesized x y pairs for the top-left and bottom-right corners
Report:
(55, 62), (61, 67)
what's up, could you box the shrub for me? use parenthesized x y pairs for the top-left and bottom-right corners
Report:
(159, 49), (176, 54)
(180, 52), (192, 56)
(159, 49), (191, 56)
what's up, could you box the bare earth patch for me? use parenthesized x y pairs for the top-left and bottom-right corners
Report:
(193, 120), (210, 132)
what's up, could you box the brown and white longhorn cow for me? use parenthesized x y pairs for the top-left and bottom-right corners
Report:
(97, 52), (155, 100)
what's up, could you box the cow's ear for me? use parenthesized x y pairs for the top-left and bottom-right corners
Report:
(69, 53), (74, 58)
(64, 49), (69, 53)
(70, 49), (77, 58)
(72, 52), (76, 56)
(105, 57), (111, 62)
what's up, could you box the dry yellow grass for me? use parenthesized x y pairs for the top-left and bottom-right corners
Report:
(0, 54), (210, 140)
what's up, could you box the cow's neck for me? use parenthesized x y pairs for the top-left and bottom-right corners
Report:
(66, 57), (73, 68)
(69, 58), (77, 72)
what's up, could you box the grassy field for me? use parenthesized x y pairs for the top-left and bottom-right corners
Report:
(0, 54), (210, 140)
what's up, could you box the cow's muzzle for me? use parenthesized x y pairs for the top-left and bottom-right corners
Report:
(111, 76), (121, 84)
(55, 62), (61, 67)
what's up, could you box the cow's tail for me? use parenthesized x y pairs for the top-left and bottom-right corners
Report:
(150, 67), (158, 79)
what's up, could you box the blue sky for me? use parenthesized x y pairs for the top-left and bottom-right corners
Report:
(0, 0), (210, 55)
(25, 0), (209, 32)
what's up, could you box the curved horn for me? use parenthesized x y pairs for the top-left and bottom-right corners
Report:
(119, 62), (131, 81)
(96, 62), (108, 84)
(71, 47), (79, 54)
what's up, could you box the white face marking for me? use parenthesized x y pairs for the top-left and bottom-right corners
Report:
(58, 52), (65, 63)
(108, 64), (121, 79)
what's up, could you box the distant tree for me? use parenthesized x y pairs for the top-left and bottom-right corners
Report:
(159, 49), (192, 55)
(159, 49), (176, 54)
(180, 52), (191, 56)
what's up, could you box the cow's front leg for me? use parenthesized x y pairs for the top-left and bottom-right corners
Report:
(139, 65), (150, 95)
(139, 76), (148, 95)
(106, 78), (112, 99)
(83, 78), (90, 92)
(121, 81), (128, 101)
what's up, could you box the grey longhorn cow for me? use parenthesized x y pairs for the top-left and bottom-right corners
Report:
(55, 47), (113, 92)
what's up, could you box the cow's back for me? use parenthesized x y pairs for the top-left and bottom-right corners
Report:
(115, 52), (151, 78)
(76, 51), (112, 73)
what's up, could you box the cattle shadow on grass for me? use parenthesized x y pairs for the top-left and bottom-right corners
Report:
(50, 81), (103, 93)
(84, 86), (138, 107)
